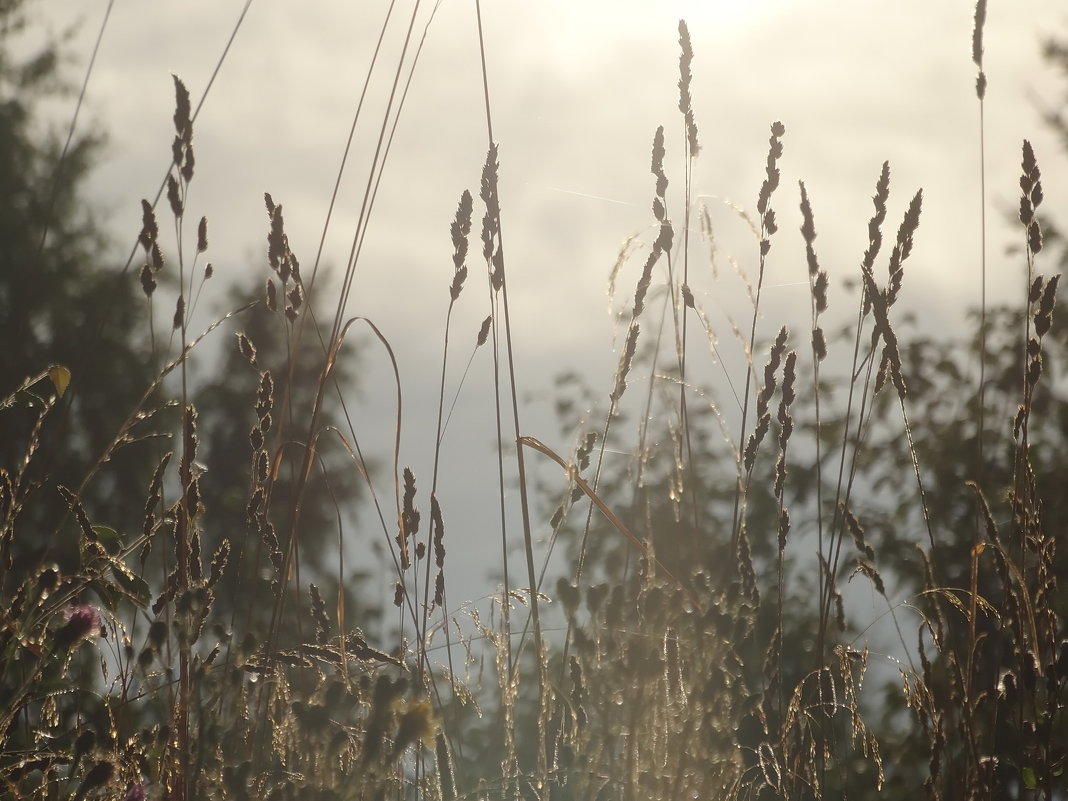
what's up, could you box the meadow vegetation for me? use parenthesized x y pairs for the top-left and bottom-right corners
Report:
(1, 1), (1067, 799)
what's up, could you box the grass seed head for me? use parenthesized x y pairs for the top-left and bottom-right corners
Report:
(973, 0), (988, 96)
(610, 323), (640, 403)
(678, 20), (700, 157)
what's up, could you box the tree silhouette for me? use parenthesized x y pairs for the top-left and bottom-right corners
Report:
(195, 283), (376, 643)
(0, 0), (164, 581)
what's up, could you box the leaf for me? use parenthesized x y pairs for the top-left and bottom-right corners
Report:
(92, 525), (122, 556)
(47, 365), (71, 397)
(87, 579), (121, 613)
(1022, 766), (1037, 790)
(111, 567), (151, 609)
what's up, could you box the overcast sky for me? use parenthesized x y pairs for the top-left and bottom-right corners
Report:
(28, 1), (1068, 631)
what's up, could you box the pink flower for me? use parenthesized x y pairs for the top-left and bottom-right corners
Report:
(55, 604), (102, 651)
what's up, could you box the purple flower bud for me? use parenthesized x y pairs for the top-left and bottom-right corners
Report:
(122, 781), (147, 801)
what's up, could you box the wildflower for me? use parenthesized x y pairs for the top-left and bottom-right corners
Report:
(55, 604), (102, 652)
(122, 781), (147, 801)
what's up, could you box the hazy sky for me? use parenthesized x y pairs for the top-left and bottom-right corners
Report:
(28, 1), (1068, 625)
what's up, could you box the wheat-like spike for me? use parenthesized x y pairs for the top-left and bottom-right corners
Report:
(431, 495), (446, 609)
(207, 540), (229, 591)
(887, 189), (923, 306)
(757, 122), (785, 217)
(841, 503), (875, 561)
(651, 125), (668, 202)
(196, 216), (208, 253)
(855, 559), (886, 598)
(475, 315), (492, 346)
(798, 181), (821, 279)
(632, 245), (662, 319)
(677, 20), (700, 157)
(861, 265), (906, 399)
(1035, 274), (1060, 338)
(138, 198), (159, 251)
(166, 173), (182, 219)
(972, 0), (988, 97)
(398, 467), (419, 570)
(611, 323), (641, 403)
(449, 190), (474, 300)
(1020, 141), (1043, 258)
(861, 163), (892, 320)
(57, 485), (95, 546)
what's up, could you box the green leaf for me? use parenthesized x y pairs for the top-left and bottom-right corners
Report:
(91, 525), (122, 556)
(111, 566), (151, 609)
(87, 579), (120, 613)
(1022, 766), (1038, 790)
